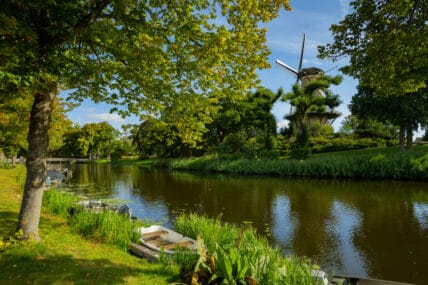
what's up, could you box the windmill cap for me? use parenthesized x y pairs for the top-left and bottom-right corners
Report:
(298, 67), (324, 78)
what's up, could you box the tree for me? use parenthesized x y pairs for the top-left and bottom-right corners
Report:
(81, 122), (119, 159)
(0, 94), (72, 164)
(318, 0), (427, 96)
(0, 95), (29, 165)
(350, 86), (428, 150)
(0, 0), (291, 239)
(282, 75), (342, 150)
(131, 118), (188, 158)
(206, 88), (281, 156)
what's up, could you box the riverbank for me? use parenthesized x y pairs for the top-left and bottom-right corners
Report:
(164, 146), (428, 180)
(0, 166), (176, 284)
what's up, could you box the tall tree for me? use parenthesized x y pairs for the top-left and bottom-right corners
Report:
(0, 0), (290, 239)
(79, 122), (119, 159)
(318, 0), (427, 96)
(350, 86), (428, 150)
(206, 88), (281, 155)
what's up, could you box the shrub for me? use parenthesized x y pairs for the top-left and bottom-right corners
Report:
(290, 146), (311, 159)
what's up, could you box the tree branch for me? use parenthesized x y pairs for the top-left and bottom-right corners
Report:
(73, 0), (111, 34)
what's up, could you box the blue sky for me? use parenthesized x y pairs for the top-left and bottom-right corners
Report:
(66, 0), (356, 132)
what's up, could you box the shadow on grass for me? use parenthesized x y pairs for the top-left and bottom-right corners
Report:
(0, 250), (175, 284)
(0, 210), (17, 237)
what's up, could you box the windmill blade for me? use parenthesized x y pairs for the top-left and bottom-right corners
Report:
(297, 33), (305, 76)
(276, 59), (298, 78)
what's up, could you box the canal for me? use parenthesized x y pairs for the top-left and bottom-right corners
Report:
(58, 163), (428, 284)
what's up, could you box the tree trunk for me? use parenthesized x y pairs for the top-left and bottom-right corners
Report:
(406, 126), (413, 150)
(12, 154), (17, 168)
(399, 125), (405, 152)
(17, 86), (56, 240)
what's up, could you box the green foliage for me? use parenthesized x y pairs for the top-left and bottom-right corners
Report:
(308, 122), (334, 137)
(131, 119), (195, 158)
(0, 95), (72, 156)
(2, 0), (292, 239)
(174, 213), (314, 285)
(319, 0), (427, 96)
(42, 190), (80, 218)
(175, 213), (239, 253)
(42, 190), (141, 251)
(283, 75), (342, 150)
(348, 87), (427, 146)
(289, 146), (312, 160)
(310, 136), (393, 153)
(58, 122), (120, 159)
(208, 88), (281, 158)
(208, 244), (250, 285)
(168, 146), (428, 180)
(0, 230), (24, 252)
(69, 210), (141, 251)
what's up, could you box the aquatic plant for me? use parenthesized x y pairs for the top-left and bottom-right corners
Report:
(42, 190), (142, 251)
(43, 189), (79, 218)
(168, 146), (428, 180)
(174, 213), (315, 285)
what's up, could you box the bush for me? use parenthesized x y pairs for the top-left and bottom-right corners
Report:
(290, 146), (311, 159)
(310, 136), (388, 153)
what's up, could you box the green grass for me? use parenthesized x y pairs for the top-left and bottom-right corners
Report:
(166, 146), (428, 180)
(0, 166), (178, 284)
(42, 189), (146, 251)
(98, 158), (154, 166)
(174, 213), (315, 284)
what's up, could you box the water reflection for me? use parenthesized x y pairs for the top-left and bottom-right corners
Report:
(61, 164), (428, 284)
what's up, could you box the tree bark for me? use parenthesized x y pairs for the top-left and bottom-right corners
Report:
(399, 125), (405, 152)
(17, 86), (56, 240)
(406, 126), (413, 150)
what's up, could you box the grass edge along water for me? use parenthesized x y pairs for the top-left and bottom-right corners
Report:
(166, 146), (428, 180)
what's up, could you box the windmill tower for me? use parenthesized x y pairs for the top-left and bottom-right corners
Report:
(276, 34), (339, 126)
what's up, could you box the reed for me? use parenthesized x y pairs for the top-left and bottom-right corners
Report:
(69, 210), (141, 251)
(174, 213), (315, 284)
(42, 190), (142, 251)
(168, 146), (428, 180)
(174, 212), (239, 252)
(42, 189), (79, 218)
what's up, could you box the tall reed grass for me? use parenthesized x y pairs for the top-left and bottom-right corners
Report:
(174, 213), (315, 284)
(69, 210), (141, 251)
(43, 190), (79, 218)
(42, 190), (142, 251)
(168, 146), (428, 180)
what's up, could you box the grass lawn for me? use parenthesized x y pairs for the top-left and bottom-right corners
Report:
(0, 166), (177, 285)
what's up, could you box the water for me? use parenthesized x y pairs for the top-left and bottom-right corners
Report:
(59, 164), (428, 284)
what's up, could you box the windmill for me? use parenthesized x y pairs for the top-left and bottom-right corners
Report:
(276, 33), (339, 126)
(276, 34), (324, 109)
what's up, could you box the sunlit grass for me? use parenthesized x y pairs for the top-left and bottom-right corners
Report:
(167, 146), (428, 180)
(174, 213), (315, 284)
(0, 167), (178, 284)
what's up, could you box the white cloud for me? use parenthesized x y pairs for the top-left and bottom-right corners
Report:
(85, 112), (126, 123)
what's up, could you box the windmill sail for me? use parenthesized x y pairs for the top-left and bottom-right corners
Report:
(297, 33), (305, 82)
(276, 59), (298, 77)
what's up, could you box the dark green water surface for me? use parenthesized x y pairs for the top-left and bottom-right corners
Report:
(60, 164), (428, 284)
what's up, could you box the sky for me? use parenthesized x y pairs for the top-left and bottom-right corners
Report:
(65, 0), (357, 132)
